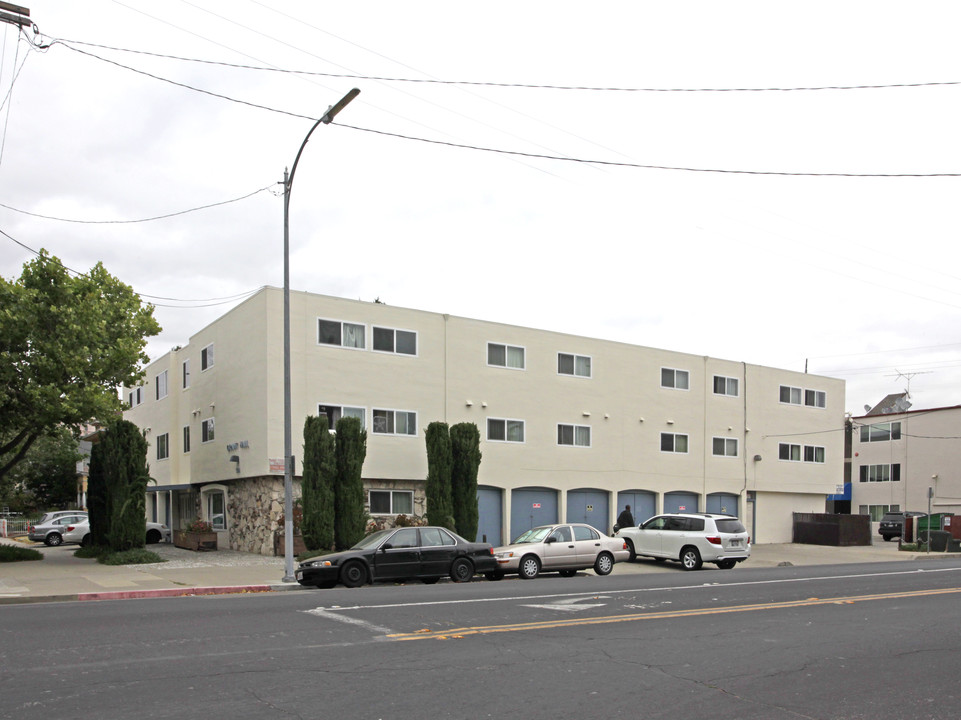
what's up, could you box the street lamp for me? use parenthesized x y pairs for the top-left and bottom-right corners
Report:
(281, 88), (361, 582)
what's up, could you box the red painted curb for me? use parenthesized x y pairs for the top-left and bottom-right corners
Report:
(77, 585), (275, 601)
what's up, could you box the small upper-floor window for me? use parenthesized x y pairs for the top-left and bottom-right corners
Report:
(318, 319), (366, 349)
(804, 445), (826, 463)
(859, 464), (901, 482)
(202, 417), (215, 443)
(373, 327), (417, 356)
(488, 343), (525, 369)
(372, 409), (416, 436)
(201, 343), (215, 371)
(661, 432), (689, 453)
(558, 353), (591, 378)
(779, 442), (801, 461)
(713, 375), (738, 397)
(182, 359), (190, 389)
(661, 368), (689, 390)
(156, 433), (169, 460)
(183, 426), (191, 454)
(128, 386), (143, 408)
(155, 370), (168, 400)
(805, 389), (826, 408)
(487, 418), (525, 443)
(860, 421), (901, 443)
(318, 404), (366, 430)
(557, 424), (591, 447)
(780, 385), (802, 405)
(369, 490), (414, 515)
(712, 437), (738, 457)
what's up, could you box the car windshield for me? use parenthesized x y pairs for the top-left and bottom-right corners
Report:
(350, 529), (394, 550)
(511, 527), (552, 544)
(715, 519), (746, 533)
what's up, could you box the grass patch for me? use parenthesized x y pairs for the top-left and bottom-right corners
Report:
(899, 542), (928, 552)
(74, 545), (108, 559)
(0, 544), (43, 562)
(99, 548), (165, 565)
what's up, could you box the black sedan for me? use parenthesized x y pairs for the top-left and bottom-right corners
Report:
(295, 526), (497, 588)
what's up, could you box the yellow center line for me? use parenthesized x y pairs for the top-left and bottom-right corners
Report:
(386, 587), (961, 641)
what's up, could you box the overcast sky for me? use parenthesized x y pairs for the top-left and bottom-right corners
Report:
(2, 1), (960, 417)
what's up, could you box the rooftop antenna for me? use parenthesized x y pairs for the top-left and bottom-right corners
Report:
(885, 369), (930, 409)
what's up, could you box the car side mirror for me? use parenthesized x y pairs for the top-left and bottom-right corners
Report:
(545, 536), (555, 544)
(381, 543), (392, 551)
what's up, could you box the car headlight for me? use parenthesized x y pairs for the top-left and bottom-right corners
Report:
(495, 552), (514, 559)
(304, 560), (333, 568)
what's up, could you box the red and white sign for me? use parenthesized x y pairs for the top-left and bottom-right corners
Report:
(532, 503), (541, 509)
(679, 506), (686, 511)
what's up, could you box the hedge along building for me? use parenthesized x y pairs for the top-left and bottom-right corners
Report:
(123, 286), (845, 554)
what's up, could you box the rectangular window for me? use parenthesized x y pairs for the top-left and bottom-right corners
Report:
(202, 417), (215, 443)
(488, 343), (525, 369)
(713, 375), (739, 397)
(318, 404), (366, 430)
(557, 424), (591, 447)
(182, 359), (191, 389)
(487, 418), (525, 443)
(859, 464), (901, 482)
(369, 490), (414, 515)
(661, 367), (689, 390)
(372, 327), (417, 355)
(660, 432), (689, 453)
(183, 426), (190, 454)
(201, 343), (214, 371)
(779, 385), (803, 405)
(805, 389), (826, 408)
(803, 445), (826, 463)
(155, 370), (168, 400)
(860, 422), (902, 442)
(156, 433), (169, 460)
(318, 319), (366, 349)
(779, 442), (801, 461)
(712, 437), (738, 457)
(372, 409), (417, 436)
(558, 353), (592, 378)
(862, 504), (900, 522)
(128, 387), (143, 407)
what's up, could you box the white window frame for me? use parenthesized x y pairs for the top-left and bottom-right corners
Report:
(201, 343), (215, 372)
(661, 367), (690, 390)
(155, 370), (168, 401)
(859, 464), (901, 483)
(779, 385), (802, 405)
(318, 404), (366, 430)
(183, 425), (190, 454)
(202, 417), (215, 443)
(804, 389), (826, 408)
(487, 418), (525, 443)
(557, 423), (591, 447)
(860, 422), (901, 443)
(372, 408), (417, 436)
(713, 375), (739, 397)
(182, 359), (190, 389)
(317, 318), (366, 350)
(201, 484), (227, 530)
(660, 432), (689, 453)
(156, 432), (169, 460)
(803, 445), (826, 463)
(487, 342), (525, 370)
(128, 387), (143, 407)
(368, 490), (414, 515)
(712, 437), (738, 457)
(558, 353), (592, 378)
(372, 326), (417, 356)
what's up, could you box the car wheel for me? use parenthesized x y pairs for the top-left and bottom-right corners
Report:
(45, 533), (63, 547)
(624, 539), (637, 562)
(594, 552), (615, 576)
(80, 534), (90, 548)
(450, 558), (474, 583)
(558, 569), (577, 577)
(421, 577), (441, 584)
(882, 535), (894, 542)
(716, 559), (737, 570)
(680, 546), (702, 571)
(518, 555), (541, 579)
(340, 561), (367, 588)
(484, 571), (505, 581)
(146, 529), (162, 544)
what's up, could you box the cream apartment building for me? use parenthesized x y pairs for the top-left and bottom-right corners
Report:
(852, 398), (961, 522)
(124, 287), (845, 554)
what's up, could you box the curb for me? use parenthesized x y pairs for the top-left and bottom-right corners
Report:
(0, 582), (307, 606)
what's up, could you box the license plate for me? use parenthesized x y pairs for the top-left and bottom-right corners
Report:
(730, 539), (740, 546)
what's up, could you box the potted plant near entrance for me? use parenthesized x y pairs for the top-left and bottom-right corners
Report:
(174, 519), (218, 551)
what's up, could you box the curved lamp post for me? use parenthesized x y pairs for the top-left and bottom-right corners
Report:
(282, 88), (360, 582)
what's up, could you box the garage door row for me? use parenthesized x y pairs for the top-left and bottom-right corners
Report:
(475, 486), (740, 546)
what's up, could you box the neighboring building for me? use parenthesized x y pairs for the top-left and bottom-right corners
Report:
(123, 287), (845, 554)
(851, 394), (961, 522)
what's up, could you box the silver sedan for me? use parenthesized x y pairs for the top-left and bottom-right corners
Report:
(488, 523), (630, 580)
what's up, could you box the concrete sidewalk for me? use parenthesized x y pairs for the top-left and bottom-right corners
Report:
(0, 535), (948, 605)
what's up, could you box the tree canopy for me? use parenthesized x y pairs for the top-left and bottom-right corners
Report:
(0, 251), (160, 483)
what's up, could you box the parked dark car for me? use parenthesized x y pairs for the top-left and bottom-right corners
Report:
(295, 526), (497, 589)
(879, 511), (927, 541)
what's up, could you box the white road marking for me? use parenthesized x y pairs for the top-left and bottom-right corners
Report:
(521, 595), (610, 612)
(303, 606), (394, 635)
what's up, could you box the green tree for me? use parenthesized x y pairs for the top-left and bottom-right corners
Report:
(2, 427), (83, 511)
(91, 419), (151, 551)
(333, 416), (367, 550)
(87, 438), (108, 548)
(0, 251), (160, 484)
(450, 422), (482, 541)
(425, 421), (455, 531)
(301, 415), (336, 551)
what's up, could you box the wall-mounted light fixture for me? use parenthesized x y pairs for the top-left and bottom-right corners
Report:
(230, 455), (241, 474)
(753, 454), (762, 462)
(666, 419), (674, 425)
(481, 402), (488, 408)
(466, 400), (473, 407)
(582, 411), (591, 417)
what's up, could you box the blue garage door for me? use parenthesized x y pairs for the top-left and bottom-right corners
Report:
(707, 492), (739, 516)
(664, 491), (699, 514)
(566, 489), (610, 533)
(476, 486), (503, 545)
(616, 490), (656, 526)
(510, 487), (558, 542)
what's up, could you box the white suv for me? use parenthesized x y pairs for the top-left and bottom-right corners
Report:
(616, 513), (750, 570)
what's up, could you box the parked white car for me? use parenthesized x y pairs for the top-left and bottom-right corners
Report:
(616, 512), (750, 570)
(489, 523), (630, 580)
(62, 519), (171, 546)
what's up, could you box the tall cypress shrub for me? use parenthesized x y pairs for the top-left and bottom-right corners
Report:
(301, 415), (336, 551)
(450, 422), (481, 541)
(99, 419), (151, 551)
(425, 421), (455, 531)
(86, 439), (108, 548)
(334, 416), (367, 550)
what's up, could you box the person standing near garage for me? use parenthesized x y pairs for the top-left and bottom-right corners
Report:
(616, 504), (635, 530)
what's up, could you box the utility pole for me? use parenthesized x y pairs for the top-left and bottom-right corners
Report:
(0, 3), (30, 29)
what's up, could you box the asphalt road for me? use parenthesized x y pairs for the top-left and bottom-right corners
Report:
(3, 559), (960, 720)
